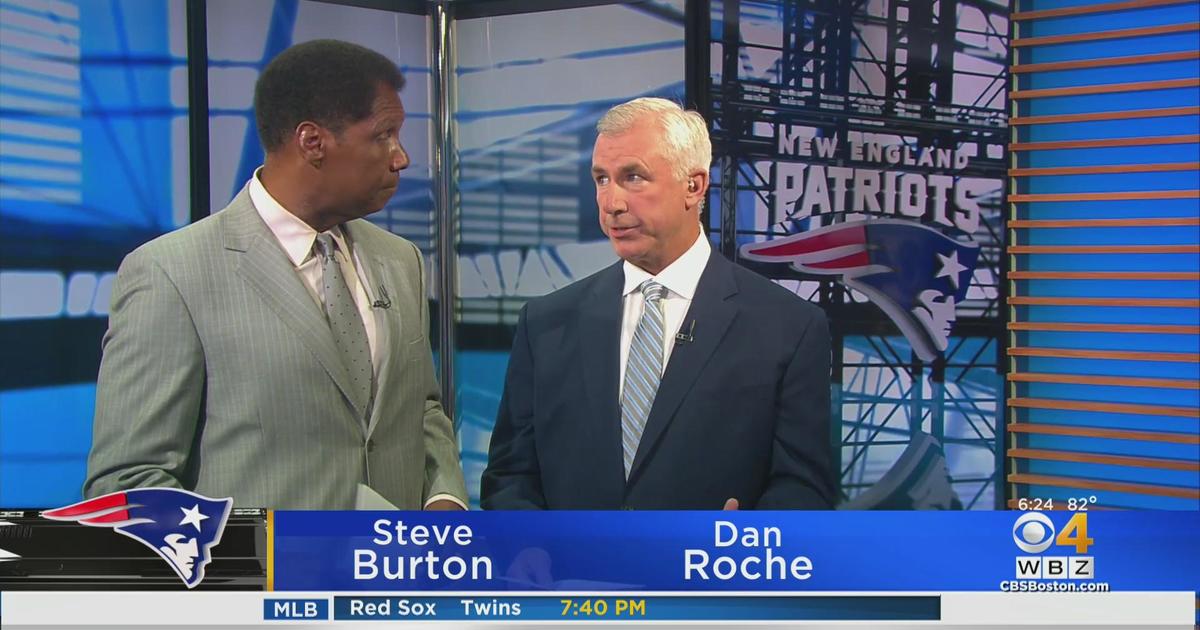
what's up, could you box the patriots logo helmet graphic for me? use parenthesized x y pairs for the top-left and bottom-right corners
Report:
(42, 488), (232, 588)
(741, 218), (979, 362)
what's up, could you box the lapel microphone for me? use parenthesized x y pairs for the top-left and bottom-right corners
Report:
(371, 284), (392, 309)
(675, 319), (696, 345)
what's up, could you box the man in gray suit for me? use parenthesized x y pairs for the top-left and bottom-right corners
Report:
(85, 40), (467, 510)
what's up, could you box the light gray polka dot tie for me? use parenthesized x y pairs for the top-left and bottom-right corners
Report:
(621, 280), (667, 479)
(313, 233), (372, 411)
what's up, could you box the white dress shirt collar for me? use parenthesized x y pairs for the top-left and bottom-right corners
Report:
(248, 168), (351, 263)
(622, 228), (711, 299)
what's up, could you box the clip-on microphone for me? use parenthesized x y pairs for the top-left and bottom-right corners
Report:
(675, 319), (696, 345)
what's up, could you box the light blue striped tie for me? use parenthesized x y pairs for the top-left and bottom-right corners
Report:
(621, 280), (667, 478)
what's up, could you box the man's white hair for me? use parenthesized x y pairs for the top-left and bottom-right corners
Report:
(596, 97), (712, 181)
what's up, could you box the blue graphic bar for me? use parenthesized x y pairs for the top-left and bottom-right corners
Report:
(331, 595), (940, 621)
(272, 511), (1200, 592)
(264, 598), (329, 620)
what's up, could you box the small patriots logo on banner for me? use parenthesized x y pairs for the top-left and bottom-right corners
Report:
(42, 488), (233, 588)
(741, 218), (979, 362)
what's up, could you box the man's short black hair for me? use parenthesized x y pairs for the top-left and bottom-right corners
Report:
(254, 39), (405, 152)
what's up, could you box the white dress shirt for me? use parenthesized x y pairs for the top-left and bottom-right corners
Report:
(619, 229), (710, 397)
(247, 172), (463, 510)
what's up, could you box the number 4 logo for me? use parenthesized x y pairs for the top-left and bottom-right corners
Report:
(1055, 513), (1094, 554)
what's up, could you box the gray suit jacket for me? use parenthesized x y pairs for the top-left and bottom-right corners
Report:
(84, 188), (467, 509)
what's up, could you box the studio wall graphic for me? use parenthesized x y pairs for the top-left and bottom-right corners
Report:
(704, 0), (1009, 508)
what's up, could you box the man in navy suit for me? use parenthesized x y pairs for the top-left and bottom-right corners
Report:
(481, 98), (835, 510)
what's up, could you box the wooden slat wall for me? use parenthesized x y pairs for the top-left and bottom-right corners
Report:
(1008, 0), (1200, 509)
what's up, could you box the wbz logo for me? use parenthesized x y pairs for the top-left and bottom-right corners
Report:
(1012, 512), (1095, 580)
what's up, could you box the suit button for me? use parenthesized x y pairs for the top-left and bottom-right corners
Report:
(366, 439), (376, 452)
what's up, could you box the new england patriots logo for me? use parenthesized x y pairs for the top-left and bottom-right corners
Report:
(42, 488), (232, 588)
(741, 219), (979, 362)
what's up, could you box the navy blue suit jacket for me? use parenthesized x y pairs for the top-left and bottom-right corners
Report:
(481, 250), (836, 509)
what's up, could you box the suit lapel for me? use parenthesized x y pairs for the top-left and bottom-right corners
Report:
(221, 193), (367, 422)
(579, 263), (625, 477)
(345, 222), (401, 437)
(629, 252), (739, 480)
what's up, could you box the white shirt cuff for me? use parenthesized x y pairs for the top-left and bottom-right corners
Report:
(424, 493), (467, 510)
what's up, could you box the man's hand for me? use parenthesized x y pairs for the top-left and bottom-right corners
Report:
(425, 499), (465, 511)
(723, 498), (740, 511)
(506, 547), (554, 589)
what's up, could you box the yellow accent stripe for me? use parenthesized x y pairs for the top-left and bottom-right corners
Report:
(266, 510), (274, 591)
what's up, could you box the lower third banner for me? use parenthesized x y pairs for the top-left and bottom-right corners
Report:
(269, 511), (1199, 593)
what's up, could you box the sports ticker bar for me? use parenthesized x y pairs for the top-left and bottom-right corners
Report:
(326, 594), (939, 621)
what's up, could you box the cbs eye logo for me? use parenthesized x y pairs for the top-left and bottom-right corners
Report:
(1012, 512), (1055, 553)
(1012, 512), (1093, 554)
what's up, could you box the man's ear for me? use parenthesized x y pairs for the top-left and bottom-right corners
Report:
(295, 121), (326, 168)
(685, 171), (709, 211)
